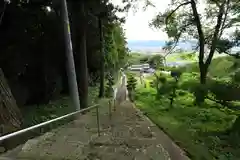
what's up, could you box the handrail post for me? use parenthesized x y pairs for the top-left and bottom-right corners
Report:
(108, 100), (112, 121)
(96, 105), (100, 137)
(0, 104), (99, 142)
(113, 99), (116, 111)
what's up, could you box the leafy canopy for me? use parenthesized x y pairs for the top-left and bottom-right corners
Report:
(150, 0), (240, 58)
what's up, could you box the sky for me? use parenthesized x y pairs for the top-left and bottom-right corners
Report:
(112, 0), (171, 41)
(111, 0), (233, 41)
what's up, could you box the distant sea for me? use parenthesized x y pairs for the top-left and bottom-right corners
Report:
(127, 40), (197, 53)
(127, 40), (240, 54)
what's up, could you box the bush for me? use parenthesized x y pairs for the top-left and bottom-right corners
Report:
(127, 74), (137, 91)
(105, 73), (114, 97)
(208, 57), (234, 77)
(157, 82), (174, 96)
(148, 54), (164, 69)
(192, 83), (208, 105)
(149, 80), (154, 88)
(232, 68), (240, 83)
(208, 79), (240, 102)
(127, 73), (137, 102)
(170, 67), (183, 78)
(152, 73), (167, 90)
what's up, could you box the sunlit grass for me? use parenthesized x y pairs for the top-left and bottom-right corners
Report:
(135, 76), (239, 160)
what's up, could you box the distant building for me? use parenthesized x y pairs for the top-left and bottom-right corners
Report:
(129, 64), (150, 71)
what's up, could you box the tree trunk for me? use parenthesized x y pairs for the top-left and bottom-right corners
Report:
(0, 68), (22, 131)
(190, 0), (206, 85)
(199, 64), (207, 84)
(98, 18), (105, 98)
(230, 116), (240, 135)
(0, 68), (23, 152)
(78, 2), (88, 109)
(69, 1), (88, 109)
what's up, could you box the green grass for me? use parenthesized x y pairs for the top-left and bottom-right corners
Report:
(22, 86), (99, 128)
(135, 72), (240, 160)
(144, 79), (151, 89)
(166, 52), (197, 63)
(128, 52), (147, 64)
(182, 55), (239, 78)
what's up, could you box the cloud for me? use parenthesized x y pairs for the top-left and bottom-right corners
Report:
(112, 0), (170, 41)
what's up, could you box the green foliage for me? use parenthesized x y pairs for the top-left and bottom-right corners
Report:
(209, 79), (240, 103)
(139, 56), (149, 64)
(183, 56), (240, 78)
(127, 52), (147, 65)
(231, 69), (240, 83)
(127, 53), (164, 69)
(147, 54), (164, 69)
(135, 80), (239, 160)
(126, 73), (137, 102)
(105, 73), (114, 97)
(104, 23), (128, 71)
(127, 73), (137, 91)
(157, 81), (174, 96)
(179, 53), (196, 61)
(153, 72), (180, 107)
(0, 0), (128, 105)
(23, 87), (98, 128)
(149, 0), (240, 85)
(192, 83), (209, 105)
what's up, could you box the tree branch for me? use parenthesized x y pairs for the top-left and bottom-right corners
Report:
(219, 0), (230, 38)
(190, 0), (205, 64)
(210, 0), (221, 7)
(164, 21), (193, 57)
(205, 2), (225, 67)
(165, 1), (191, 24)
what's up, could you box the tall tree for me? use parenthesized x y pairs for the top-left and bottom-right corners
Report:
(98, 17), (105, 98)
(69, 1), (89, 109)
(0, 68), (23, 134)
(149, 0), (240, 84)
(60, 0), (80, 111)
(78, 2), (88, 109)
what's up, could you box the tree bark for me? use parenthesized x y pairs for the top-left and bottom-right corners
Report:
(61, 0), (81, 111)
(205, 2), (225, 68)
(199, 65), (207, 84)
(191, 0), (226, 85)
(0, 68), (23, 135)
(78, 2), (88, 109)
(69, 1), (88, 109)
(98, 18), (105, 98)
(190, 0), (206, 84)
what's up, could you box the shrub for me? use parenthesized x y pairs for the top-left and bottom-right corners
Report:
(127, 73), (137, 102)
(170, 67), (183, 79)
(192, 83), (208, 105)
(153, 73), (167, 91)
(157, 82), (174, 96)
(149, 81), (154, 88)
(148, 54), (164, 69)
(127, 74), (137, 91)
(208, 79), (240, 102)
(232, 68), (240, 83)
(105, 73), (114, 97)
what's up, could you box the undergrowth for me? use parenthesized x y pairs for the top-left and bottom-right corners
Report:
(22, 86), (99, 128)
(135, 69), (240, 159)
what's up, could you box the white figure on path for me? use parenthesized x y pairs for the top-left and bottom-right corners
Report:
(114, 70), (128, 108)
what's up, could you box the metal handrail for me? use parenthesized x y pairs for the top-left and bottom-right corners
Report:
(0, 104), (100, 142)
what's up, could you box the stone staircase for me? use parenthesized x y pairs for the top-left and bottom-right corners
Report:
(0, 99), (189, 160)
